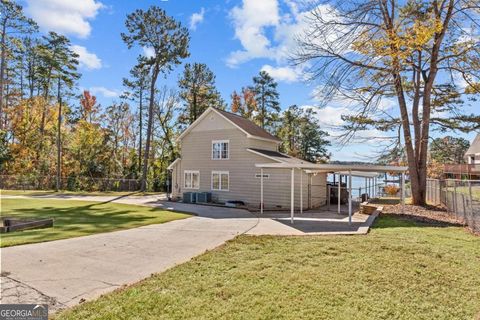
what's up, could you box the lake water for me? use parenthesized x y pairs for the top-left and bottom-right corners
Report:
(326, 173), (400, 198)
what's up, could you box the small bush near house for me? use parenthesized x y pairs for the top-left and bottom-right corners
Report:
(384, 184), (400, 196)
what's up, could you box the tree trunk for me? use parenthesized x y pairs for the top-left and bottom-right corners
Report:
(56, 78), (62, 191)
(141, 65), (159, 191)
(391, 68), (422, 205)
(40, 68), (52, 136)
(138, 88), (143, 172)
(0, 19), (7, 130)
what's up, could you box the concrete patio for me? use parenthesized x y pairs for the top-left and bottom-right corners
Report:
(154, 201), (379, 236)
(246, 205), (379, 236)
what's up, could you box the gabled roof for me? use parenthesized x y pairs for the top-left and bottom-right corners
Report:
(177, 107), (281, 143)
(247, 148), (311, 165)
(215, 109), (281, 142)
(465, 133), (480, 156)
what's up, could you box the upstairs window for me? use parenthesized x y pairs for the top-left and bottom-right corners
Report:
(184, 170), (200, 189)
(212, 140), (229, 160)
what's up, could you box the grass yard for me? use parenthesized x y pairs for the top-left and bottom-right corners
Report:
(447, 185), (480, 201)
(56, 216), (480, 320)
(0, 199), (190, 247)
(1, 189), (162, 197)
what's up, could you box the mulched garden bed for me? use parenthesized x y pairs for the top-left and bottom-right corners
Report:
(380, 204), (463, 227)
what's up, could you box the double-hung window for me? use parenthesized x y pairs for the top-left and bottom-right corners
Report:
(184, 170), (199, 189)
(212, 140), (229, 160)
(212, 171), (229, 191)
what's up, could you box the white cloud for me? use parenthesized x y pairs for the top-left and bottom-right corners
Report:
(261, 64), (300, 83)
(227, 0), (346, 75)
(189, 8), (205, 30)
(26, 0), (103, 39)
(142, 47), (155, 58)
(90, 86), (119, 98)
(227, 0), (280, 66)
(70, 45), (102, 70)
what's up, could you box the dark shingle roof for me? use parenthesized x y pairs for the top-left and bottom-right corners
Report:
(248, 148), (312, 164)
(465, 133), (480, 155)
(215, 109), (281, 142)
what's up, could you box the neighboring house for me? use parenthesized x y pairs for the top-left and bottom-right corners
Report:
(465, 133), (480, 164)
(444, 133), (480, 179)
(168, 107), (327, 210)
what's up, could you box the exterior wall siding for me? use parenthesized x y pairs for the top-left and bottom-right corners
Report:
(247, 138), (278, 151)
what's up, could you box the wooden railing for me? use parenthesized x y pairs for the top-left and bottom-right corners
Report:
(444, 164), (480, 174)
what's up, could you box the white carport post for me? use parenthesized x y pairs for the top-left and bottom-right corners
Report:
(348, 170), (352, 225)
(338, 174), (341, 214)
(364, 177), (367, 198)
(290, 168), (295, 224)
(300, 169), (303, 214)
(401, 172), (405, 214)
(260, 168), (264, 214)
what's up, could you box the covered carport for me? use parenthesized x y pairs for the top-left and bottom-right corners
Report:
(256, 163), (408, 224)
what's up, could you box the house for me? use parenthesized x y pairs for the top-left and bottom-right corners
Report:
(465, 133), (480, 164)
(444, 133), (480, 179)
(168, 107), (327, 210)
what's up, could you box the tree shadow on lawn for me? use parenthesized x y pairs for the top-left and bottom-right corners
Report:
(1, 201), (181, 246)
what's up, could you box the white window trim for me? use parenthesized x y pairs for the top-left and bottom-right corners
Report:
(212, 140), (230, 160)
(184, 170), (200, 189)
(211, 171), (229, 191)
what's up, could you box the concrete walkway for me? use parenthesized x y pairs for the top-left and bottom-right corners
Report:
(1, 195), (378, 313)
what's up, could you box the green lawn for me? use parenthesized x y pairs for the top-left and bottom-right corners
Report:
(56, 216), (480, 320)
(447, 186), (480, 201)
(0, 199), (190, 247)
(1, 189), (162, 197)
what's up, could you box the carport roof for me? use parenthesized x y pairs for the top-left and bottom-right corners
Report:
(255, 163), (408, 173)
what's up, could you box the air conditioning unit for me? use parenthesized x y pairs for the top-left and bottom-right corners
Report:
(197, 192), (212, 203)
(183, 192), (196, 203)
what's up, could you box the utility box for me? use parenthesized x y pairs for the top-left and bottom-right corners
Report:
(183, 192), (196, 203)
(196, 192), (212, 203)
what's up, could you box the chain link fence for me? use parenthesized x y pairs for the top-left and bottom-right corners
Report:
(426, 178), (480, 234)
(0, 175), (144, 192)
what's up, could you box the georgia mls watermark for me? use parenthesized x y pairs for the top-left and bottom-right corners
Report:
(0, 304), (48, 320)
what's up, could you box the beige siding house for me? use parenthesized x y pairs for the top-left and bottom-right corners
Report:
(465, 133), (480, 164)
(168, 107), (327, 210)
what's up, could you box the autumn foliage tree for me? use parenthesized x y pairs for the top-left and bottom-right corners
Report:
(79, 90), (99, 123)
(230, 87), (257, 121)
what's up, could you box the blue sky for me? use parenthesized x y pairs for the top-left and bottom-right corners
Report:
(20, 0), (478, 161)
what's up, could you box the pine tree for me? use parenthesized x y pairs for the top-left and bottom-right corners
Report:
(178, 62), (224, 127)
(123, 64), (150, 171)
(0, 0), (37, 129)
(39, 32), (80, 190)
(277, 106), (330, 163)
(252, 71), (280, 130)
(122, 6), (190, 191)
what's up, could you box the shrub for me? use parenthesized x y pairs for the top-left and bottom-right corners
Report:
(384, 184), (400, 196)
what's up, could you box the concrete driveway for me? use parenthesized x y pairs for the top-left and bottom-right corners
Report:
(1, 195), (377, 314)
(1, 198), (258, 313)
